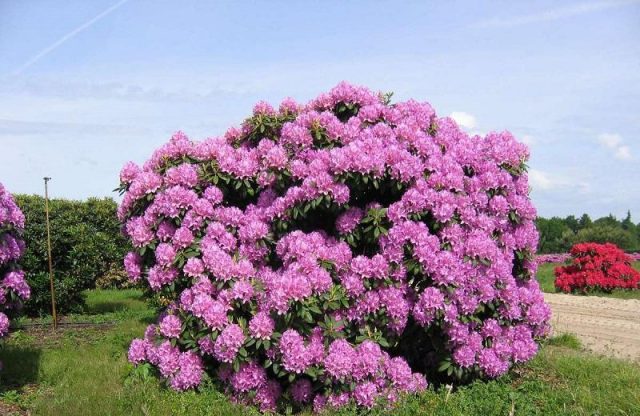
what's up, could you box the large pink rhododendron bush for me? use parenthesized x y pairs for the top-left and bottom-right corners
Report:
(0, 183), (30, 364)
(119, 82), (551, 412)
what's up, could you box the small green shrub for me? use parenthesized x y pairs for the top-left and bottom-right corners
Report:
(15, 195), (130, 315)
(24, 272), (86, 316)
(95, 265), (138, 290)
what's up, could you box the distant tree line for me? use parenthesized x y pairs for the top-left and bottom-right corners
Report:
(536, 211), (639, 254)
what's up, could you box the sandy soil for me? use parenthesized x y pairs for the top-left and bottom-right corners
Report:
(544, 293), (640, 361)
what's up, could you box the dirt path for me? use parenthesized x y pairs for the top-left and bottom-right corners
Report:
(544, 293), (640, 361)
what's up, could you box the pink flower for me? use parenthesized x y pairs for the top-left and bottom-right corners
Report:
(290, 378), (313, 404)
(0, 313), (9, 337)
(336, 207), (364, 234)
(125, 217), (154, 247)
(214, 324), (245, 363)
(249, 311), (274, 340)
(120, 161), (141, 184)
(279, 330), (311, 374)
(116, 82), (548, 410)
(159, 314), (182, 338)
(124, 252), (142, 281)
(170, 351), (204, 390)
(183, 257), (205, 277)
(231, 361), (266, 392)
(165, 164), (199, 187)
(156, 341), (181, 377)
(155, 243), (177, 267)
(2, 270), (30, 299)
(324, 339), (355, 379)
(0, 180), (31, 373)
(147, 266), (178, 290)
(353, 381), (378, 408)
(128, 338), (149, 363)
(173, 227), (195, 249)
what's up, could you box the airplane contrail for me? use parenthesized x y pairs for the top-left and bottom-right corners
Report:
(13, 0), (130, 75)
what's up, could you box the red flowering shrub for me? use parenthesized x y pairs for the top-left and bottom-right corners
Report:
(554, 242), (640, 293)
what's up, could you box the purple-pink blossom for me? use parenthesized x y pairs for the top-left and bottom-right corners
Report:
(214, 324), (245, 363)
(159, 314), (182, 338)
(120, 82), (549, 412)
(0, 183), (30, 371)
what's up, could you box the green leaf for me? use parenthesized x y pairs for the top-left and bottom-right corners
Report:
(309, 305), (321, 314)
(438, 360), (451, 372)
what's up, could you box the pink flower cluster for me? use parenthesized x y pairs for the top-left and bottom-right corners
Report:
(536, 253), (571, 264)
(0, 183), (30, 342)
(128, 330), (204, 391)
(121, 82), (550, 412)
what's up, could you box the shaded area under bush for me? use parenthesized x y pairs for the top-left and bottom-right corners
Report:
(0, 344), (41, 391)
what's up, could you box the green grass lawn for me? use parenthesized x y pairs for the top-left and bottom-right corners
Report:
(2, 290), (640, 415)
(536, 261), (640, 299)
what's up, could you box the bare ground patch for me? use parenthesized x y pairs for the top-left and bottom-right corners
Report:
(545, 293), (640, 361)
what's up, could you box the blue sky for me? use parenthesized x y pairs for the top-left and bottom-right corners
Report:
(0, 0), (638, 219)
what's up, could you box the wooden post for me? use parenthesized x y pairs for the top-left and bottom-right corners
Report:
(43, 177), (57, 330)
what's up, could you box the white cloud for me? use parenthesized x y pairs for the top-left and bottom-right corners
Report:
(521, 135), (536, 146)
(597, 133), (633, 160)
(598, 133), (622, 148)
(528, 169), (592, 194)
(615, 145), (632, 160)
(475, 0), (640, 28)
(449, 111), (477, 130)
(529, 169), (556, 190)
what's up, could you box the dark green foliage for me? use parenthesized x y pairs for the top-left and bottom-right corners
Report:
(578, 213), (592, 229)
(24, 272), (86, 316)
(573, 225), (637, 251)
(622, 210), (634, 230)
(14, 195), (130, 316)
(536, 212), (639, 253)
(535, 217), (573, 253)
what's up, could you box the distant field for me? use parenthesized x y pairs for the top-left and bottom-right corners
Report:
(536, 261), (640, 300)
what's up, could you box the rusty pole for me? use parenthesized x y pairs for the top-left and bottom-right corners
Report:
(44, 177), (57, 330)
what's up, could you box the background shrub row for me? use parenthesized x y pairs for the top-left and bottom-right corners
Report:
(536, 212), (640, 254)
(14, 195), (130, 316)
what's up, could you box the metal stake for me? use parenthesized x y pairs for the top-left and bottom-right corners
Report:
(44, 177), (57, 330)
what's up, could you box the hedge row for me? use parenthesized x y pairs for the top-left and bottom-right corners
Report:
(15, 195), (130, 316)
(536, 212), (639, 253)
